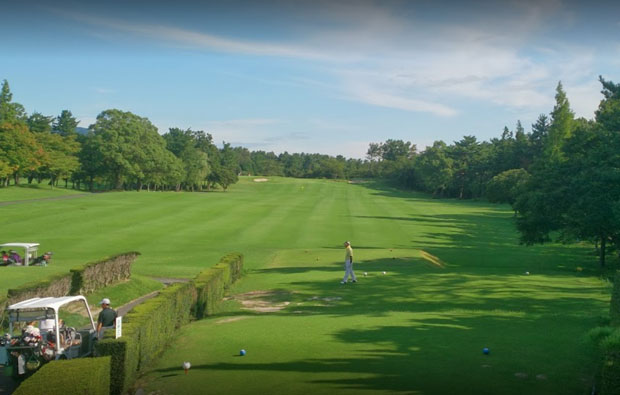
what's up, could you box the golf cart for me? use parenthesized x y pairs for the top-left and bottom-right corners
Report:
(1, 296), (98, 378)
(0, 243), (50, 266)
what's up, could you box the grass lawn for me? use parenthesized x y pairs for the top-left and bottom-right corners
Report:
(0, 182), (86, 202)
(0, 177), (611, 394)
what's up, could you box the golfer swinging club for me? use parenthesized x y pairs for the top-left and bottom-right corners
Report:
(341, 241), (357, 284)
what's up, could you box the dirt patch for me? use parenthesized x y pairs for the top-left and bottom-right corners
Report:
(228, 290), (291, 313)
(253, 178), (268, 182)
(215, 316), (251, 324)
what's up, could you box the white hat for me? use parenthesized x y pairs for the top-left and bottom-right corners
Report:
(100, 298), (111, 305)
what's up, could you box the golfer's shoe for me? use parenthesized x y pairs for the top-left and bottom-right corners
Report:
(352, 280), (357, 283)
(340, 281), (346, 284)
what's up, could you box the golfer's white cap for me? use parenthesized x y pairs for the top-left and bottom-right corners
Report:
(344, 241), (351, 245)
(100, 298), (111, 305)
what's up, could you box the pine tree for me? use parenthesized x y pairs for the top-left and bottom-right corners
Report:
(545, 81), (574, 160)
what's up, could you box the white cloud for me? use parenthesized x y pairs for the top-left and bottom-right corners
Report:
(93, 87), (115, 94)
(54, 2), (605, 121)
(56, 11), (342, 61)
(343, 81), (458, 117)
(564, 80), (602, 119)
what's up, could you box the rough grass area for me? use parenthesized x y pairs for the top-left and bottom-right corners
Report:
(86, 275), (164, 310)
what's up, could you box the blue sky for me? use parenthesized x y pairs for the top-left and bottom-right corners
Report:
(2, 0), (619, 158)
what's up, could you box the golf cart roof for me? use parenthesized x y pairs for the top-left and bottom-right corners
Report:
(7, 296), (88, 312)
(0, 243), (40, 249)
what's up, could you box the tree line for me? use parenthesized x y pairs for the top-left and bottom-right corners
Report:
(362, 78), (620, 267)
(1, 77), (619, 266)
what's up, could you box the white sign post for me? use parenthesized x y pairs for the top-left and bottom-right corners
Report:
(115, 316), (122, 339)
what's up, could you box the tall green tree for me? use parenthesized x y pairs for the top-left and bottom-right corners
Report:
(163, 128), (211, 191)
(0, 121), (42, 184)
(27, 112), (54, 134)
(449, 135), (481, 199)
(89, 109), (167, 190)
(545, 81), (574, 160)
(0, 80), (27, 124)
(35, 131), (80, 187)
(53, 110), (80, 137)
(515, 78), (620, 266)
(416, 141), (453, 197)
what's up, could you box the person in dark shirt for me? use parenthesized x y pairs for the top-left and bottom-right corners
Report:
(97, 298), (117, 339)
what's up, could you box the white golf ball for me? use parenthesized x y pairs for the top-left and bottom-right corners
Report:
(382, 271), (386, 275)
(364, 272), (368, 276)
(525, 271), (530, 275)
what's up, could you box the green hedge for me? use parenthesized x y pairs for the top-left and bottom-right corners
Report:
(96, 335), (140, 395)
(13, 356), (111, 395)
(610, 271), (620, 327)
(5, 252), (140, 306)
(96, 282), (195, 394)
(126, 282), (196, 370)
(96, 252), (243, 394)
(7, 272), (73, 303)
(70, 252), (140, 295)
(193, 253), (243, 319)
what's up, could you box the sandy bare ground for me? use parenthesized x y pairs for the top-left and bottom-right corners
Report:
(253, 178), (268, 182)
(226, 290), (291, 313)
(215, 316), (251, 324)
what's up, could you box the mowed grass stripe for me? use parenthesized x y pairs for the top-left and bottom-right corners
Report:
(295, 181), (348, 249)
(137, 178), (608, 395)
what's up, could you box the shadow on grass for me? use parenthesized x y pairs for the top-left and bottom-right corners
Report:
(182, 256), (604, 393)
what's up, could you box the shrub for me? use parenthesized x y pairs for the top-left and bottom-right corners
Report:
(70, 252), (140, 295)
(193, 253), (243, 319)
(7, 272), (72, 304)
(96, 333), (140, 395)
(13, 356), (111, 395)
(96, 253), (243, 394)
(125, 282), (196, 369)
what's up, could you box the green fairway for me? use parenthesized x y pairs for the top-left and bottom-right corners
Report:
(0, 178), (610, 394)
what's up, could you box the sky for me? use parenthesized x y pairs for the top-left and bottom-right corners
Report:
(2, 0), (619, 158)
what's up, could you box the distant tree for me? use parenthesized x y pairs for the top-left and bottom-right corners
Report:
(545, 81), (574, 160)
(216, 167), (238, 191)
(596, 76), (620, 131)
(529, 114), (549, 161)
(0, 121), (42, 184)
(449, 135), (481, 199)
(380, 139), (415, 161)
(27, 112), (54, 134)
(53, 110), (80, 137)
(35, 131), (80, 187)
(233, 146), (254, 175)
(486, 168), (530, 206)
(0, 80), (27, 124)
(416, 141), (453, 197)
(163, 128), (210, 190)
(76, 133), (104, 191)
(89, 109), (167, 190)
(319, 157), (345, 179)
